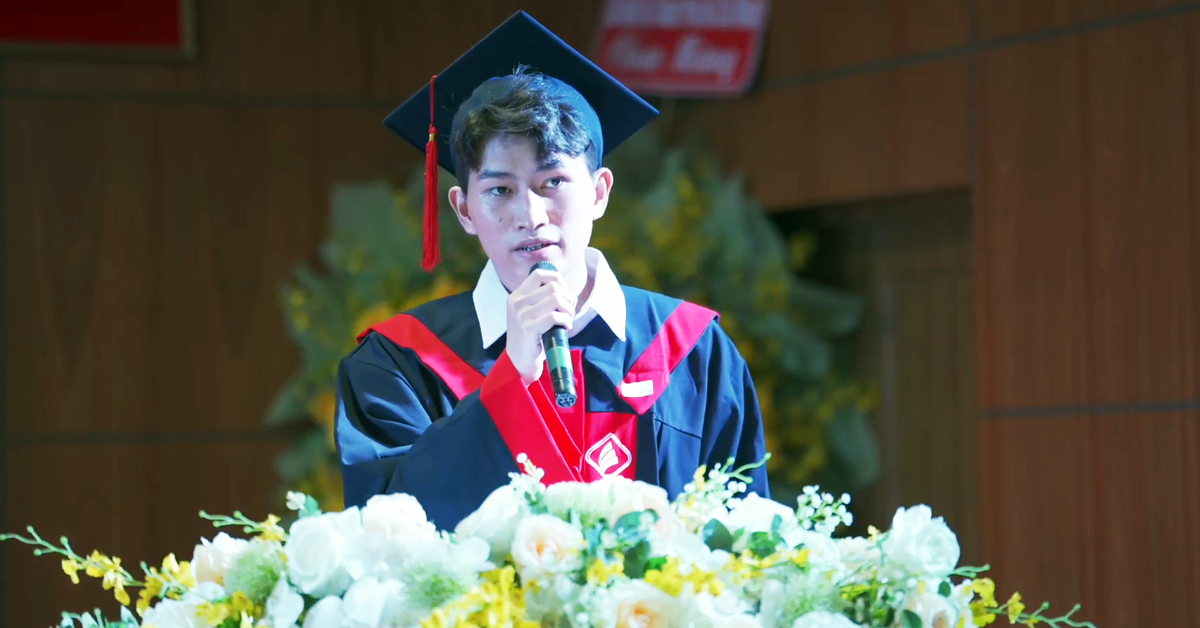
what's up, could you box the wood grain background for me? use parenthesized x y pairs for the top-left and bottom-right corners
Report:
(3, 1), (1198, 627)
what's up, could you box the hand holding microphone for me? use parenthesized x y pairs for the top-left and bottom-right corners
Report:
(504, 262), (578, 407)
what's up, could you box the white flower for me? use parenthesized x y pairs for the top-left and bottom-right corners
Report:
(757, 579), (787, 628)
(264, 577), (305, 628)
(284, 507), (363, 597)
(881, 506), (960, 578)
(286, 492), (307, 512)
(302, 596), (354, 628)
(191, 532), (249, 585)
(543, 479), (615, 523)
(785, 530), (846, 580)
(718, 493), (799, 552)
(510, 514), (585, 582)
(681, 589), (757, 628)
(902, 584), (963, 628)
(343, 576), (406, 628)
(182, 581), (227, 604)
(652, 534), (729, 574)
(791, 610), (862, 628)
(455, 483), (525, 564)
(611, 480), (686, 540)
(610, 580), (681, 628)
(361, 493), (437, 541)
(140, 599), (206, 628)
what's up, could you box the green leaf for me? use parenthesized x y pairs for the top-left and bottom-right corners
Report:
(824, 405), (882, 490)
(748, 531), (777, 558)
(938, 581), (952, 597)
(902, 610), (923, 628)
(275, 431), (332, 482)
(645, 556), (667, 572)
(264, 376), (309, 427)
(622, 540), (652, 579)
(614, 510), (657, 544)
(701, 519), (733, 552)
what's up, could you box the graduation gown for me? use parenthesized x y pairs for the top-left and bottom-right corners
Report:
(335, 286), (769, 530)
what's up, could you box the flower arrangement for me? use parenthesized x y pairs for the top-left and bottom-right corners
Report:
(3, 456), (1095, 628)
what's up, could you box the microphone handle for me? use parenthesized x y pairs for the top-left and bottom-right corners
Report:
(543, 325), (577, 408)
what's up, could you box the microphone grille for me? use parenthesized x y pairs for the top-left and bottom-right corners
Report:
(530, 261), (557, 274)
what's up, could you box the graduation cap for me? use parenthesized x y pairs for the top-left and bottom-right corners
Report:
(383, 10), (659, 271)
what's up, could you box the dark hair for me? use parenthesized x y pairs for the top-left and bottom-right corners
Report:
(450, 67), (599, 190)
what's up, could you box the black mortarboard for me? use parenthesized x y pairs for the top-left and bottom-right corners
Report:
(382, 10), (659, 271)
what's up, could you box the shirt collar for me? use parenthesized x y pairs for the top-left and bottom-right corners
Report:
(473, 247), (627, 349)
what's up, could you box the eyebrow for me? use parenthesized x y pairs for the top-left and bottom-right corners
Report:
(474, 157), (565, 181)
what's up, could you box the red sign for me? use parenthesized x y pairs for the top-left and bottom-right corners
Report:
(0, 0), (196, 60)
(593, 0), (771, 97)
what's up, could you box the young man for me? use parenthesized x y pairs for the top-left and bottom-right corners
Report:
(335, 11), (769, 530)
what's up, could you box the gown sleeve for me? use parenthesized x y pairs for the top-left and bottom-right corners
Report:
(334, 332), (577, 530)
(697, 323), (771, 499)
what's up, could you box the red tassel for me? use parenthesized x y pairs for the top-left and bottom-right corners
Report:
(422, 74), (441, 272)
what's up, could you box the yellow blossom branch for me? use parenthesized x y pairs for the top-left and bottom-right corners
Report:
(1, 526), (141, 606)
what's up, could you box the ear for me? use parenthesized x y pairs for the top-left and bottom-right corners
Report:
(448, 185), (477, 235)
(591, 167), (614, 221)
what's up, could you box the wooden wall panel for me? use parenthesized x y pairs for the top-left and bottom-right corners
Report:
(977, 0), (1194, 41)
(4, 100), (404, 435)
(3, 0), (606, 100)
(684, 57), (970, 210)
(761, 0), (969, 79)
(4, 441), (287, 628)
(981, 413), (1200, 628)
(1083, 17), (1197, 404)
(1191, 14), (1200, 389)
(975, 35), (1090, 409)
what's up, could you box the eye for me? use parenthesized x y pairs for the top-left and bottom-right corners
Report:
(487, 186), (511, 197)
(544, 177), (565, 189)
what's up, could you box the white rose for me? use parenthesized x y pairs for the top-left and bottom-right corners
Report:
(786, 530), (846, 580)
(302, 596), (353, 628)
(757, 579), (787, 628)
(882, 506), (960, 578)
(455, 484), (526, 564)
(191, 532), (249, 585)
(903, 585), (963, 628)
(611, 481), (686, 540)
(652, 534), (729, 574)
(719, 493), (798, 552)
(361, 493), (437, 541)
(510, 514), (585, 582)
(182, 581), (227, 604)
(681, 589), (757, 628)
(791, 610), (863, 628)
(264, 577), (305, 628)
(343, 576), (406, 628)
(836, 536), (881, 571)
(610, 580), (680, 628)
(285, 507), (363, 597)
(140, 599), (206, 628)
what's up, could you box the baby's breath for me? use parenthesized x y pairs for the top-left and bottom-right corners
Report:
(797, 486), (854, 536)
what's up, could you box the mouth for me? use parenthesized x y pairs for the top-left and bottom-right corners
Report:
(514, 239), (557, 253)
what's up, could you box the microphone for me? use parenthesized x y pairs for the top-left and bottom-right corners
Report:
(530, 261), (577, 408)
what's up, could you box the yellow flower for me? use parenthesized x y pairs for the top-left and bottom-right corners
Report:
(258, 515), (287, 542)
(137, 580), (161, 616)
(61, 559), (81, 584)
(587, 555), (625, 586)
(354, 303), (397, 335)
(1006, 592), (1026, 623)
(309, 389), (338, 449)
(971, 578), (998, 607)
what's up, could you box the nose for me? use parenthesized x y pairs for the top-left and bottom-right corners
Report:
(512, 188), (551, 231)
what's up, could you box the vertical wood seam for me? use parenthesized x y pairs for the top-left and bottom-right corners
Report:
(0, 56), (10, 628)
